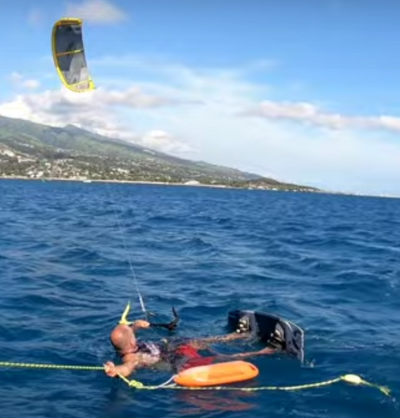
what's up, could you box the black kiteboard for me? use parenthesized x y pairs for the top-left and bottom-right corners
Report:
(228, 309), (305, 362)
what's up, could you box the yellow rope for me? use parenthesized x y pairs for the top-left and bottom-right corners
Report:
(121, 373), (390, 396)
(0, 361), (390, 396)
(0, 361), (104, 371)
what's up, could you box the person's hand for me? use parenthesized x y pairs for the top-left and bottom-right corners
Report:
(132, 319), (150, 328)
(104, 361), (117, 377)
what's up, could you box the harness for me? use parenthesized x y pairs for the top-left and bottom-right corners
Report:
(135, 341), (163, 358)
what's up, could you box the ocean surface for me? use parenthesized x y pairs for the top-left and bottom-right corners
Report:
(0, 179), (399, 418)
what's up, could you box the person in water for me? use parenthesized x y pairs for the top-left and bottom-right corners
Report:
(104, 318), (275, 378)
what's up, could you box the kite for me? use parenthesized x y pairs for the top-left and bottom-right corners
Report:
(51, 18), (95, 93)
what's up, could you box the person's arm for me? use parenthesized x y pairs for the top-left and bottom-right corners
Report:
(130, 319), (150, 331)
(189, 332), (249, 349)
(217, 346), (275, 360)
(204, 332), (248, 342)
(104, 358), (139, 378)
(127, 319), (150, 341)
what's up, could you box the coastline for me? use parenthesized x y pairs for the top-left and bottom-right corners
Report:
(0, 174), (317, 193)
(1, 175), (399, 199)
(0, 175), (236, 189)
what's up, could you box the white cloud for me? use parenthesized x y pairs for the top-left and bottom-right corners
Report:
(139, 130), (192, 155)
(22, 79), (41, 90)
(27, 9), (43, 26)
(242, 100), (400, 133)
(8, 72), (40, 90)
(65, 0), (127, 24)
(9, 72), (22, 83)
(1, 57), (400, 195)
(0, 84), (193, 157)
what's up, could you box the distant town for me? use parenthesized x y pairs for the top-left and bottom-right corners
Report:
(1, 127), (398, 198)
(0, 115), (319, 193)
(0, 146), (319, 192)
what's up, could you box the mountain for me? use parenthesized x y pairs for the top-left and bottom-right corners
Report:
(0, 115), (318, 191)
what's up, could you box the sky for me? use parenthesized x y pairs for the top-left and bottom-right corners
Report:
(0, 0), (399, 195)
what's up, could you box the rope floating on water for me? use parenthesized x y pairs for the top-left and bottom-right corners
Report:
(0, 361), (104, 371)
(0, 361), (390, 396)
(119, 372), (391, 396)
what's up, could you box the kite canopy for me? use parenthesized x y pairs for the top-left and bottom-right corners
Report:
(51, 18), (95, 93)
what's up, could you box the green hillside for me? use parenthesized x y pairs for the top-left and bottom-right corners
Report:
(0, 115), (318, 191)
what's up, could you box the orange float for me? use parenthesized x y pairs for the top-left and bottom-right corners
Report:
(174, 360), (259, 387)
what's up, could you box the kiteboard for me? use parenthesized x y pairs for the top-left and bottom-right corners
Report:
(228, 309), (305, 362)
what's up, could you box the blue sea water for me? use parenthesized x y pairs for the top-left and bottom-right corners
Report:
(0, 179), (399, 418)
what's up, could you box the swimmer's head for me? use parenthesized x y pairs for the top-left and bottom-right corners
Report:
(110, 324), (137, 354)
(111, 301), (138, 354)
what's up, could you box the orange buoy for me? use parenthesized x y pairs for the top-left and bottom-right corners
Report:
(174, 360), (259, 387)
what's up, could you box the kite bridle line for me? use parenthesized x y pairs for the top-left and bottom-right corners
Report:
(105, 181), (148, 320)
(96, 171), (152, 325)
(101, 171), (179, 330)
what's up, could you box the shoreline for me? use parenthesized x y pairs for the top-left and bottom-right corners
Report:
(0, 174), (322, 194)
(1, 175), (399, 199)
(0, 175), (234, 189)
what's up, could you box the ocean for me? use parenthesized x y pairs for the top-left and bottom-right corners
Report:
(0, 179), (399, 418)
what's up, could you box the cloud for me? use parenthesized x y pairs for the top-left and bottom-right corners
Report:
(8, 72), (40, 90)
(22, 79), (41, 90)
(65, 0), (128, 24)
(139, 130), (192, 155)
(0, 83), (194, 156)
(242, 100), (400, 133)
(27, 9), (44, 26)
(91, 54), (276, 95)
(1, 56), (400, 195)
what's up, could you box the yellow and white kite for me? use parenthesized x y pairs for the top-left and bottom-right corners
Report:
(51, 18), (95, 93)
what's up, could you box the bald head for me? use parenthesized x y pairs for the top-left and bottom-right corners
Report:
(110, 325), (136, 351)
